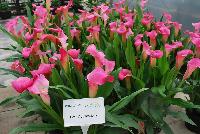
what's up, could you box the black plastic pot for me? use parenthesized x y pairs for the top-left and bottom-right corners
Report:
(185, 109), (200, 133)
(0, 10), (12, 19)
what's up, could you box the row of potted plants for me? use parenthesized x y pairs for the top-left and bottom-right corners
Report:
(0, 0), (200, 133)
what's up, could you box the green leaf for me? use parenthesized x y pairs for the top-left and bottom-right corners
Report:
(97, 68), (122, 98)
(49, 85), (74, 99)
(0, 83), (7, 88)
(109, 88), (148, 113)
(0, 24), (25, 47)
(113, 81), (127, 99)
(113, 34), (120, 67)
(25, 4), (34, 26)
(132, 76), (145, 89)
(105, 111), (134, 133)
(51, 69), (64, 85)
(97, 82), (114, 98)
(9, 123), (62, 134)
(0, 67), (23, 77)
(0, 54), (22, 62)
(0, 46), (20, 52)
(116, 114), (139, 129)
(163, 67), (178, 89)
(164, 98), (200, 109)
(0, 24), (18, 43)
(125, 39), (136, 74)
(152, 85), (166, 97)
(158, 56), (169, 75)
(0, 96), (16, 106)
(141, 93), (166, 123)
(168, 111), (196, 126)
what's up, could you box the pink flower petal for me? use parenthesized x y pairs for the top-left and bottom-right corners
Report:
(87, 67), (108, 85)
(12, 77), (33, 93)
(28, 75), (49, 94)
(183, 58), (200, 80)
(31, 63), (55, 77)
(176, 49), (193, 69)
(11, 60), (25, 74)
(150, 50), (163, 59)
(22, 47), (32, 58)
(118, 69), (132, 80)
(68, 49), (80, 59)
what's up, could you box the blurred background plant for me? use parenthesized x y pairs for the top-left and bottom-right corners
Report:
(0, 1), (12, 19)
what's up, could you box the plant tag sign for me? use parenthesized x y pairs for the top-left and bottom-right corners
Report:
(63, 97), (105, 127)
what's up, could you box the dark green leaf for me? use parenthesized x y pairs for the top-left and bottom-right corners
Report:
(9, 123), (63, 134)
(168, 111), (196, 126)
(97, 82), (114, 98)
(109, 88), (148, 113)
(152, 85), (166, 97)
(0, 83), (7, 88)
(125, 39), (136, 74)
(0, 96), (16, 106)
(25, 4), (34, 26)
(164, 98), (200, 109)
(51, 69), (64, 85)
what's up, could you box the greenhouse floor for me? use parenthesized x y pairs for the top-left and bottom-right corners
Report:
(0, 18), (195, 134)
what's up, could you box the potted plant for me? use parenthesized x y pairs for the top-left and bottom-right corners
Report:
(0, 0), (200, 134)
(0, 1), (12, 19)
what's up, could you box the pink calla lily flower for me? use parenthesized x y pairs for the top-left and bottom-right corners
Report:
(86, 44), (105, 67)
(118, 69), (132, 80)
(67, 49), (80, 59)
(192, 22), (200, 33)
(72, 59), (83, 73)
(140, 0), (148, 9)
(142, 41), (151, 61)
(191, 37), (200, 57)
(49, 27), (68, 48)
(142, 12), (154, 29)
(31, 63), (55, 77)
(11, 60), (25, 74)
(118, 69), (132, 90)
(146, 30), (158, 48)
(149, 50), (163, 67)
(87, 25), (100, 43)
(109, 22), (117, 40)
(109, 22), (118, 32)
(183, 58), (200, 80)
(70, 28), (81, 40)
(49, 53), (61, 63)
(159, 26), (170, 43)
(104, 59), (115, 73)
(173, 22), (182, 37)
(22, 47), (32, 58)
(176, 49), (193, 69)
(135, 39), (143, 52)
(87, 67), (114, 97)
(164, 42), (183, 57)
(163, 12), (172, 23)
(12, 77), (33, 93)
(60, 48), (69, 71)
(27, 75), (50, 105)
(117, 23), (128, 43)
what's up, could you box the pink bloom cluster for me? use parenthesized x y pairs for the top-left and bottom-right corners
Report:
(6, 0), (200, 104)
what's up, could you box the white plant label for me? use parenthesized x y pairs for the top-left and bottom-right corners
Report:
(63, 97), (105, 133)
